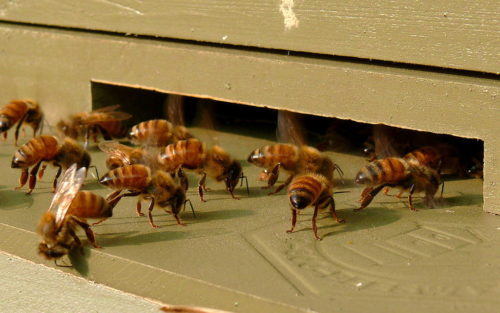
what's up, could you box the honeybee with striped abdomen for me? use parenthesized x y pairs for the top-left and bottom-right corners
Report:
(37, 164), (120, 263)
(355, 157), (441, 211)
(287, 172), (345, 240)
(57, 105), (131, 148)
(129, 119), (193, 147)
(11, 135), (90, 194)
(157, 138), (246, 202)
(0, 99), (43, 145)
(99, 164), (190, 227)
(247, 144), (342, 195)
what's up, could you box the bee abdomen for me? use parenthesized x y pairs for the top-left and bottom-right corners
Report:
(355, 158), (408, 185)
(100, 164), (151, 190)
(0, 100), (29, 121)
(69, 191), (113, 218)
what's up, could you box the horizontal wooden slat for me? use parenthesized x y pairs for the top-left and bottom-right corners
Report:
(0, 24), (498, 213)
(0, 0), (498, 74)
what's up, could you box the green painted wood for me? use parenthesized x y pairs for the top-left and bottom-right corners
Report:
(0, 0), (498, 73)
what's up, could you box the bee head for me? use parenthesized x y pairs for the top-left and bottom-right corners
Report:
(226, 161), (242, 192)
(0, 116), (11, 132)
(289, 190), (312, 210)
(355, 170), (370, 185)
(247, 148), (262, 165)
(158, 188), (185, 215)
(38, 242), (68, 260)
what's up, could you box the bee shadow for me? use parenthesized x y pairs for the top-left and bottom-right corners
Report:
(183, 208), (255, 224)
(0, 189), (35, 210)
(439, 193), (483, 207)
(68, 248), (90, 276)
(319, 206), (401, 239)
(96, 230), (188, 247)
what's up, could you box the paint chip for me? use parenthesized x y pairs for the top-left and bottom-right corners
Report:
(222, 35), (228, 41)
(280, 0), (299, 30)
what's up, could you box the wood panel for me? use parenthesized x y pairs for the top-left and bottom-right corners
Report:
(0, 0), (498, 73)
(0, 24), (498, 213)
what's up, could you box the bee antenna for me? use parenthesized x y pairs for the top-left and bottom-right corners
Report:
(240, 173), (249, 195)
(184, 199), (196, 217)
(334, 164), (345, 184)
(88, 165), (100, 181)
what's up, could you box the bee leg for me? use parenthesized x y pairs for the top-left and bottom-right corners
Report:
(395, 190), (404, 198)
(355, 185), (387, 211)
(105, 190), (122, 201)
(286, 209), (298, 234)
(269, 173), (294, 195)
(263, 163), (281, 189)
(68, 228), (84, 255)
(240, 174), (250, 195)
(72, 217), (102, 248)
(15, 168), (29, 190)
(184, 199), (196, 217)
(13, 113), (27, 146)
(329, 197), (345, 224)
(312, 205), (322, 240)
(27, 160), (43, 194)
(408, 184), (417, 211)
(383, 187), (391, 196)
(52, 165), (63, 192)
(225, 177), (240, 200)
(1, 131), (7, 140)
(38, 163), (47, 180)
(177, 167), (189, 191)
(84, 126), (90, 150)
(136, 199), (145, 216)
(146, 197), (161, 229)
(198, 172), (208, 202)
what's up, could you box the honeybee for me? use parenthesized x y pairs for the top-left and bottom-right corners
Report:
(37, 164), (120, 263)
(11, 135), (90, 194)
(0, 99), (43, 145)
(98, 141), (159, 170)
(129, 119), (192, 147)
(247, 144), (342, 195)
(99, 164), (190, 228)
(287, 173), (345, 240)
(354, 157), (441, 211)
(56, 105), (131, 148)
(157, 138), (247, 202)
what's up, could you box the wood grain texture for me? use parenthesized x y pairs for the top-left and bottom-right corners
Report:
(0, 0), (498, 73)
(0, 24), (498, 212)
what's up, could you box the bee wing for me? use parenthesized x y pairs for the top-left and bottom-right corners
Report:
(48, 164), (86, 227)
(165, 94), (186, 126)
(98, 141), (134, 164)
(91, 104), (121, 113)
(82, 111), (133, 125)
(276, 110), (307, 146)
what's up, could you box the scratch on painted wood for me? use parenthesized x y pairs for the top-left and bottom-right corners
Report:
(279, 0), (299, 30)
(96, 0), (144, 15)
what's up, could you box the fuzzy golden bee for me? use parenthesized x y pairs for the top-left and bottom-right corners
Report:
(11, 135), (90, 194)
(0, 99), (43, 145)
(287, 173), (345, 240)
(99, 164), (191, 228)
(57, 105), (131, 148)
(37, 165), (120, 263)
(355, 157), (441, 211)
(247, 143), (341, 195)
(157, 138), (247, 202)
(129, 119), (192, 147)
